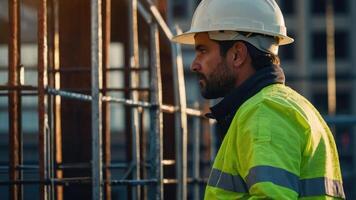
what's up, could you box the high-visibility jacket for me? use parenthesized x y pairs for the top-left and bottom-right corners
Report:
(204, 84), (345, 199)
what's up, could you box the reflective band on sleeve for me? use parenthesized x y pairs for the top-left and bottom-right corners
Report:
(206, 166), (345, 199)
(245, 165), (345, 199)
(245, 165), (299, 193)
(300, 177), (345, 199)
(207, 168), (248, 193)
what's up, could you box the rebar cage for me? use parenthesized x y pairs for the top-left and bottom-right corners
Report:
(0, 0), (216, 199)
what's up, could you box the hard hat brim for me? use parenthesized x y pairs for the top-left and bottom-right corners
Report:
(171, 30), (294, 46)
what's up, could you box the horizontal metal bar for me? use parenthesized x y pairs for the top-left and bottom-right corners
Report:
(0, 177), (92, 185)
(0, 165), (39, 170)
(0, 160), (177, 173)
(161, 160), (175, 166)
(102, 96), (153, 108)
(108, 179), (157, 186)
(105, 67), (150, 71)
(0, 85), (37, 91)
(324, 115), (356, 125)
(161, 104), (203, 117)
(103, 88), (150, 92)
(49, 67), (90, 72)
(47, 87), (92, 101)
(48, 67), (150, 73)
(187, 178), (208, 184)
(162, 178), (208, 185)
(0, 92), (38, 96)
(163, 179), (177, 184)
(57, 163), (91, 169)
(0, 87), (204, 116)
(0, 178), (208, 186)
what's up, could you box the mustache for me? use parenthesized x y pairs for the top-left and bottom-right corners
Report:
(196, 72), (207, 81)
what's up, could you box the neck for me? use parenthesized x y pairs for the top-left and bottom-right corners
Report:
(235, 62), (256, 87)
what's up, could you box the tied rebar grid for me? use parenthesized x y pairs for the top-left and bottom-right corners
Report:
(3, 0), (212, 199)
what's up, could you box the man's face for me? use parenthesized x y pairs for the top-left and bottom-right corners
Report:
(191, 33), (236, 99)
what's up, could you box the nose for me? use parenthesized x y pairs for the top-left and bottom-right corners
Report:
(190, 57), (201, 72)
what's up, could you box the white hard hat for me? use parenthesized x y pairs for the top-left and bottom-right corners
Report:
(172, 0), (294, 53)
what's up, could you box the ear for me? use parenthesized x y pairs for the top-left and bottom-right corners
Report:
(231, 41), (248, 68)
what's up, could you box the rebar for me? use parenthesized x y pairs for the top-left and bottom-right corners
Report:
(172, 26), (188, 200)
(129, 0), (141, 198)
(91, 0), (103, 199)
(192, 115), (201, 200)
(8, 0), (22, 199)
(102, 0), (112, 198)
(2, 1), (218, 199)
(145, 0), (173, 40)
(38, 0), (49, 199)
(149, 20), (163, 200)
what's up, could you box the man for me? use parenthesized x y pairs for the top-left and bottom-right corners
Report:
(172, 0), (345, 199)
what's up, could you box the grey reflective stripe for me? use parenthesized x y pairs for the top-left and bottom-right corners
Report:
(208, 166), (345, 199)
(300, 177), (345, 199)
(207, 168), (248, 193)
(246, 165), (345, 199)
(246, 165), (299, 193)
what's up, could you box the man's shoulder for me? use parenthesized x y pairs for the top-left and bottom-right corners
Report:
(235, 84), (311, 121)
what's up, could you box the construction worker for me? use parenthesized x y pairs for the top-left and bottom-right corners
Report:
(172, 0), (345, 199)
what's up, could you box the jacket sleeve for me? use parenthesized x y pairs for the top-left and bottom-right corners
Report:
(236, 101), (306, 199)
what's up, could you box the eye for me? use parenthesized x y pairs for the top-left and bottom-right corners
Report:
(196, 47), (207, 54)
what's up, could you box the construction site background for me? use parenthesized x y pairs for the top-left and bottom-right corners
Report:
(0, 0), (355, 199)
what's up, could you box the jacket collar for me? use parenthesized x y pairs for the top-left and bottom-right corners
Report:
(207, 65), (285, 135)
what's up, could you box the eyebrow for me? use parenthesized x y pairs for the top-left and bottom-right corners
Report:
(195, 44), (205, 51)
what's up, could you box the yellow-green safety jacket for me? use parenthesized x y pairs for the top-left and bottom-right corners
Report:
(204, 67), (345, 199)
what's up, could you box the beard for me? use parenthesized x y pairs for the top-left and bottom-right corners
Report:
(197, 61), (236, 99)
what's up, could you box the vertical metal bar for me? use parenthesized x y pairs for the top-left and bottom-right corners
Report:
(52, 0), (63, 199)
(38, 0), (49, 199)
(192, 104), (201, 200)
(8, 0), (22, 199)
(149, 22), (163, 200)
(91, 0), (103, 199)
(171, 27), (188, 200)
(128, 0), (141, 199)
(47, 0), (58, 198)
(326, 0), (336, 115)
(102, 0), (111, 199)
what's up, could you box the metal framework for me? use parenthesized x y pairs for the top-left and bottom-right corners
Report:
(1, 0), (214, 199)
(1, 0), (356, 200)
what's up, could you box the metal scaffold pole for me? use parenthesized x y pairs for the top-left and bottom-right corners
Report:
(102, 0), (112, 199)
(38, 0), (49, 199)
(172, 27), (188, 200)
(91, 0), (103, 199)
(50, 0), (63, 198)
(149, 22), (163, 200)
(192, 113), (201, 200)
(8, 0), (23, 199)
(129, 0), (141, 199)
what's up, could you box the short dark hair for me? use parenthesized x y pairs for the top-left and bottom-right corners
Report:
(216, 39), (280, 70)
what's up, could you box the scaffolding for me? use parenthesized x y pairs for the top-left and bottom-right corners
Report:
(0, 0), (215, 199)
